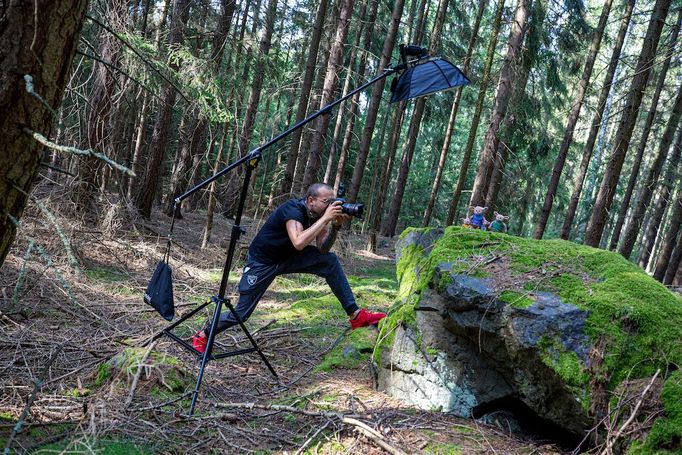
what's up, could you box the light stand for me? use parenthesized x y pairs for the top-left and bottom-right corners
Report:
(152, 48), (469, 416)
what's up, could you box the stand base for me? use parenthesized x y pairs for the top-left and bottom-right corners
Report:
(152, 295), (278, 416)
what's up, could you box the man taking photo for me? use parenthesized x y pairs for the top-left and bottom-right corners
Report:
(192, 183), (387, 353)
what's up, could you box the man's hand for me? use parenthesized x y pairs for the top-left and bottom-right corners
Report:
(332, 213), (352, 227)
(322, 200), (344, 223)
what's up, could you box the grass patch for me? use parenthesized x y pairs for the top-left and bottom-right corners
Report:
(86, 266), (128, 282)
(30, 437), (153, 454)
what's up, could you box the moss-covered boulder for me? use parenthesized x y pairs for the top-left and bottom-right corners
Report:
(376, 227), (682, 451)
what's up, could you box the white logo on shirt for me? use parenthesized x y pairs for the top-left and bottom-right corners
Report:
(247, 275), (258, 286)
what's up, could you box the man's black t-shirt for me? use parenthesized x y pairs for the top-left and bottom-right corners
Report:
(248, 199), (317, 264)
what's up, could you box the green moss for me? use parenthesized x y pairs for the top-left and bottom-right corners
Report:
(538, 336), (590, 408)
(315, 329), (375, 372)
(66, 387), (91, 398)
(499, 290), (534, 308)
(0, 411), (13, 421)
(423, 441), (463, 454)
(374, 301), (417, 366)
(95, 363), (111, 387)
(631, 371), (682, 454)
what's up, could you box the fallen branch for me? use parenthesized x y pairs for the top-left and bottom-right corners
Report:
(23, 127), (134, 176)
(342, 416), (408, 455)
(212, 402), (406, 454)
(4, 344), (64, 455)
(295, 420), (332, 455)
(601, 369), (661, 455)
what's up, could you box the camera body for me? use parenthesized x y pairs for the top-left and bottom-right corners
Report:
(335, 183), (364, 219)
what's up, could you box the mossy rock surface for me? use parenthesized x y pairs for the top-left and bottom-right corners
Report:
(376, 227), (682, 451)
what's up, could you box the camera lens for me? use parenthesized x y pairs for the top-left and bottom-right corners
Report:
(341, 202), (364, 219)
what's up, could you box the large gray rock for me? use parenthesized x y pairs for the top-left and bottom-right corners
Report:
(379, 235), (593, 438)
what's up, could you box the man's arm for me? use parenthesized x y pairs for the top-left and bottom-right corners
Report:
(286, 202), (342, 250)
(317, 223), (339, 254)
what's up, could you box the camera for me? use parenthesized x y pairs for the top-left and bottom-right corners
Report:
(336, 183), (364, 219)
(335, 199), (364, 219)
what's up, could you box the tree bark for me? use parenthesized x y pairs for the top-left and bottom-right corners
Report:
(76, 0), (125, 218)
(0, 0), (88, 268)
(561, 0), (635, 240)
(584, 0), (672, 247)
(533, 0), (614, 239)
(334, 0), (378, 195)
(134, 0), (190, 218)
(382, 0), (450, 237)
(618, 88), (682, 259)
(445, 0), (505, 225)
(422, 0), (486, 226)
(663, 215), (682, 284)
(609, 10), (681, 250)
(280, 0), (328, 196)
(345, 0), (403, 203)
(630, 124), (682, 268)
(302, 0), (355, 189)
(221, 0), (278, 216)
(654, 186), (682, 282)
(375, 105), (406, 239)
(469, 0), (529, 209)
(484, 0), (546, 214)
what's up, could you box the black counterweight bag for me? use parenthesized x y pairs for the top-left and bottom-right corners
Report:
(144, 259), (174, 320)
(144, 224), (175, 321)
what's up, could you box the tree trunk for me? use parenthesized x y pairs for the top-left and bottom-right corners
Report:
(484, 0), (546, 214)
(631, 124), (682, 268)
(333, 0), (379, 194)
(362, 109), (390, 235)
(302, 0), (355, 188)
(663, 216), (682, 284)
(618, 88), (682, 258)
(222, 0), (278, 215)
(346, 0), (404, 202)
(127, 90), (150, 198)
(326, 57), (354, 187)
(280, 0), (328, 195)
(561, 0), (635, 240)
(422, 0), (486, 226)
(469, 0), (529, 209)
(165, 110), (209, 217)
(533, 0), (614, 239)
(77, 0), (125, 218)
(0, 0), (88, 268)
(654, 187), (682, 282)
(134, 0), (190, 218)
(584, 0), (672, 247)
(445, 0), (505, 225)
(609, 10), (681, 250)
(382, 0), (450, 237)
(375, 105), (406, 240)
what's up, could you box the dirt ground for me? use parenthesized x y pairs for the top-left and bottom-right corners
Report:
(0, 193), (567, 454)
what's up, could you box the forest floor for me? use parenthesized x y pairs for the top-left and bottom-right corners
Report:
(0, 190), (567, 454)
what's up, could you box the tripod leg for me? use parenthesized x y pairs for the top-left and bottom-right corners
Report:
(188, 297), (223, 416)
(223, 298), (279, 380)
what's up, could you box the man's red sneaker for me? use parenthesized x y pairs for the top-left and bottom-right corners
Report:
(350, 308), (387, 329)
(192, 331), (207, 353)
